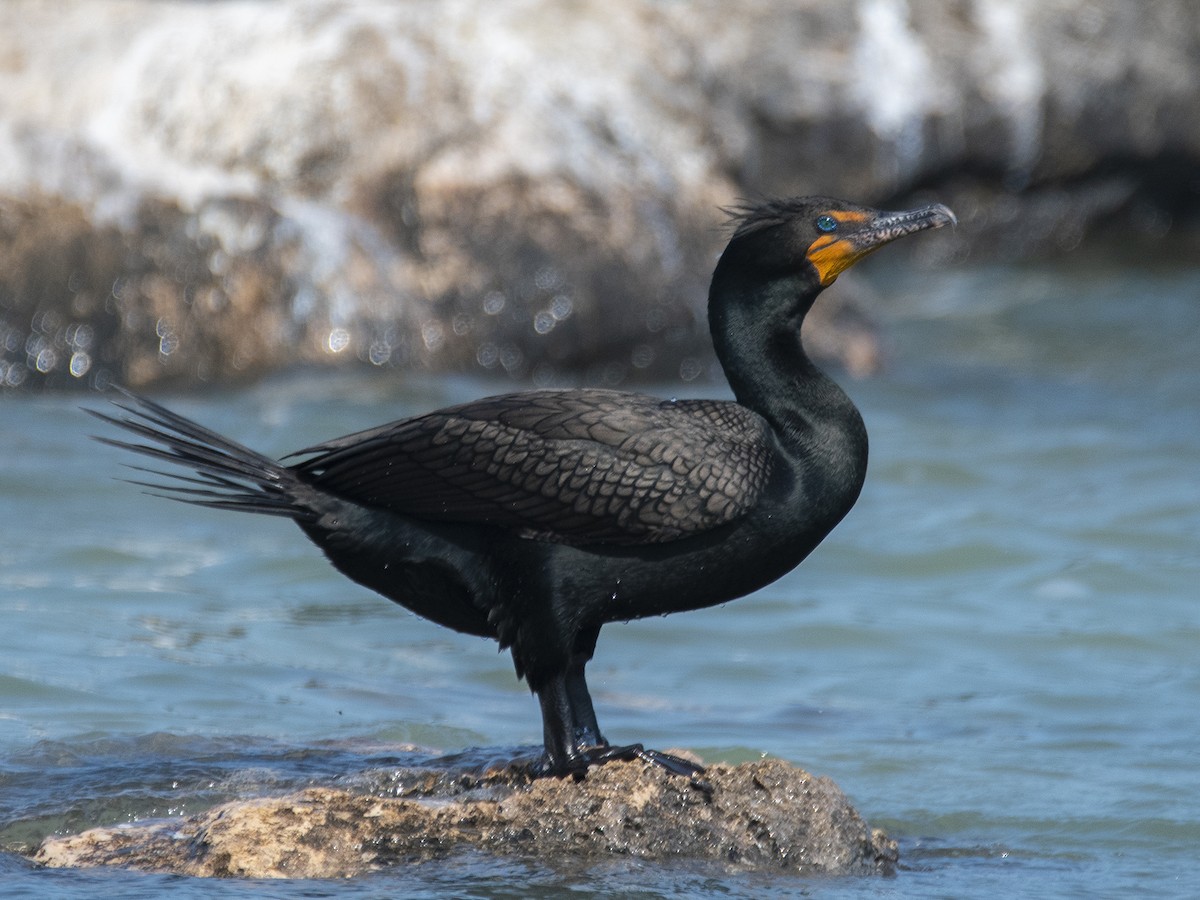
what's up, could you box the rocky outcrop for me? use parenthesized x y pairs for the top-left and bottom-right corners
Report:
(33, 758), (897, 879)
(1, 1), (1195, 390)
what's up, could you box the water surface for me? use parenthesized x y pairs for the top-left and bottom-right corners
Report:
(2, 262), (1198, 897)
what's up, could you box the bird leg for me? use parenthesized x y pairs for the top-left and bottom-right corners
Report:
(533, 670), (711, 794)
(535, 674), (591, 776)
(564, 656), (603, 748)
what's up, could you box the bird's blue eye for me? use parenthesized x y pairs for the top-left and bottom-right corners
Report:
(816, 215), (838, 234)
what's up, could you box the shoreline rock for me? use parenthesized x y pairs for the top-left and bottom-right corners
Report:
(2, 0), (1196, 391)
(33, 758), (898, 879)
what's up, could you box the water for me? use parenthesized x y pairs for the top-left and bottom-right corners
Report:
(2, 261), (1198, 897)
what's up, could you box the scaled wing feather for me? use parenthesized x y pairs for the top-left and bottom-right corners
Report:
(290, 390), (774, 546)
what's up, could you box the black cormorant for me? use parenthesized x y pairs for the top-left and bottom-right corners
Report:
(91, 197), (955, 778)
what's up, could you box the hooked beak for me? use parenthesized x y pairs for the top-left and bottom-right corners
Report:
(807, 203), (957, 286)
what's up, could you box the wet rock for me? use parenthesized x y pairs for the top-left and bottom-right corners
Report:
(33, 758), (897, 879)
(1, 1), (1196, 390)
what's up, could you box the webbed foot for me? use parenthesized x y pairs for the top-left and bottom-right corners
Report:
(530, 743), (712, 797)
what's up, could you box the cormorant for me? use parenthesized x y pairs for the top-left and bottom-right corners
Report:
(91, 197), (954, 778)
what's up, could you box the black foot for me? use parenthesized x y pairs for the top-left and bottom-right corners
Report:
(589, 743), (704, 778)
(602, 744), (714, 798)
(530, 743), (712, 797)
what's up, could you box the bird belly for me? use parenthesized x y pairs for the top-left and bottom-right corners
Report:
(537, 509), (828, 627)
(296, 503), (497, 639)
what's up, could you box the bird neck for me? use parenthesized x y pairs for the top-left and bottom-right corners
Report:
(709, 273), (867, 465)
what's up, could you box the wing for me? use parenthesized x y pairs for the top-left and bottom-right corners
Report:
(288, 389), (775, 546)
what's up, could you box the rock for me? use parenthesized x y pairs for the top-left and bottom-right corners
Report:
(1, 0), (1196, 390)
(33, 758), (897, 879)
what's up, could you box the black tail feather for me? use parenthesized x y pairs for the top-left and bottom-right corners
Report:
(87, 388), (314, 522)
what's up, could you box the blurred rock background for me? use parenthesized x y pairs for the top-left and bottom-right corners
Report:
(0, 0), (1196, 391)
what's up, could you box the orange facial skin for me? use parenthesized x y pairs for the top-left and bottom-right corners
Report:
(806, 205), (955, 286)
(806, 210), (875, 286)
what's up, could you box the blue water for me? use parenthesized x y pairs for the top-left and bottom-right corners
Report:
(2, 261), (1198, 897)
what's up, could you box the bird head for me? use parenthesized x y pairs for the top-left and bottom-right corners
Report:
(724, 197), (957, 288)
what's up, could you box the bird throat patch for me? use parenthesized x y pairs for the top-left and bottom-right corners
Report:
(807, 236), (863, 286)
(806, 210), (877, 286)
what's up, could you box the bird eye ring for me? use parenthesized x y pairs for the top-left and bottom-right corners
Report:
(815, 215), (838, 234)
